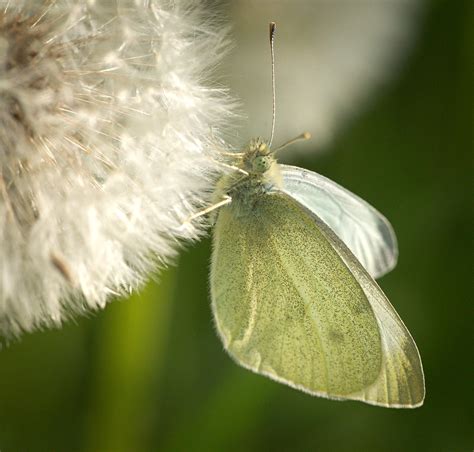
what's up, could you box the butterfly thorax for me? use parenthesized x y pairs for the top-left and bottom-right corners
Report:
(214, 138), (282, 217)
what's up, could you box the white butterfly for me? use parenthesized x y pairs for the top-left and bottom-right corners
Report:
(194, 22), (424, 408)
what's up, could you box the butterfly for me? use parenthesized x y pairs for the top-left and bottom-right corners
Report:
(203, 22), (424, 408)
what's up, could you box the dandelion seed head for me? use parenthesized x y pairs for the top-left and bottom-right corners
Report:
(0, 0), (234, 338)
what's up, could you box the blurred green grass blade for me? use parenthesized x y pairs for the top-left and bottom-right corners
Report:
(84, 267), (177, 452)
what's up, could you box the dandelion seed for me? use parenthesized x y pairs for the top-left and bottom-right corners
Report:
(0, 0), (235, 338)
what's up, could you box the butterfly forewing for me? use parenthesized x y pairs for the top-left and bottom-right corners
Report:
(280, 164), (398, 279)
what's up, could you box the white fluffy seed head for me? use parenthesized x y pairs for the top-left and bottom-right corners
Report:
(0, 0), (235, 338)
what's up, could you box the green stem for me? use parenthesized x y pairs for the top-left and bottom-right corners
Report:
(84, 267), (176, 452)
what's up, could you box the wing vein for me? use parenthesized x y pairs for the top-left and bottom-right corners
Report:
(270, 233), (330, 391)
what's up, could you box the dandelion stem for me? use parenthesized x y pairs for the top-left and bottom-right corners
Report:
(84, 268), (177, 452)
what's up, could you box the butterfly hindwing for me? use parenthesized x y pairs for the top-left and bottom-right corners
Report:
(211, 192), (383, 399)
(313, 209), (425, 407)
(211, 191), (424, 407)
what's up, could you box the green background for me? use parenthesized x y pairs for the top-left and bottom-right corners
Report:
(0, 1), (471, 451)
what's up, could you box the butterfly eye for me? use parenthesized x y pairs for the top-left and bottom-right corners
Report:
(252, 155), (271, 173)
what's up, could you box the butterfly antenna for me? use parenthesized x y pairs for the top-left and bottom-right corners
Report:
(268, 22), (277, 148)
(271, 132), (312, 154)
(266, 22), (312, 154)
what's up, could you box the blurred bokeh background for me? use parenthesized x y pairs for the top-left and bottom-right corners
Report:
(0, 0), (471, 451)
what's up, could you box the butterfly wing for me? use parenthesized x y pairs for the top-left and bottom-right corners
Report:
(211, 192), (424, 407)
(280, 164), (398, 279)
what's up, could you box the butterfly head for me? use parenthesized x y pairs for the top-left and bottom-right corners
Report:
(242, 138), (275, 175)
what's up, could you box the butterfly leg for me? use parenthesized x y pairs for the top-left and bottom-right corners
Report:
(214, 160), (248, 175)
(181, 195), (232, 226)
